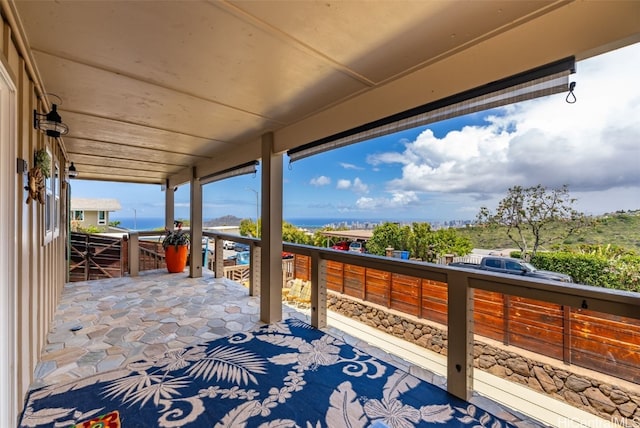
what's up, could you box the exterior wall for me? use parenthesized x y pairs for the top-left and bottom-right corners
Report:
(1, 10), (69, 423)
(71, 210), (111, 231)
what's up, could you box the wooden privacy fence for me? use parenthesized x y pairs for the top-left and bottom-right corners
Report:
(293, 255), (640, 384)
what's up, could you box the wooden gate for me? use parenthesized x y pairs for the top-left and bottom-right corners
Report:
(69, 232), (125, 281)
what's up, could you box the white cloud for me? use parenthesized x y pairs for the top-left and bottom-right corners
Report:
(352, 178), (369, 194)
(367, 43), (640, 213)
(356, 190), (418, 210)
(340, 162), (363, 170)
(337, 177), (369, 194)
(310, 176), (331, 186)
(337, 179), (351, 189)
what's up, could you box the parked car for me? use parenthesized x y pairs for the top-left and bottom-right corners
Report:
(235, 251), (250, 265)
(202, 238), (213, 255)
(234, 242), (250, 252)
(449, 256), (573, 282)
(349, 241), (365, 253)
(331, 241), (350, 251)
(223, 240), (235, 250)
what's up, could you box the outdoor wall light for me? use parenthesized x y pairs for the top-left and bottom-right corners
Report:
(33, 104), (69, 138)
(67, 162), (78, 179)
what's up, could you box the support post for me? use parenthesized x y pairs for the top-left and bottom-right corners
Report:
(189, 171), (203, 278)
(250, 245), (261, 297)
(214, 236), (224, 279)
(311, 254), (327, 328)
(447, 271), (473, 400)
(129, 232), (139, 277)
(260, 132), (283, 323)
(165, 181), (175, 231)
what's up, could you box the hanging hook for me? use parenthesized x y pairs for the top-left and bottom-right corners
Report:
(45, 93), (64, 106)
(565, 81), (577, 104)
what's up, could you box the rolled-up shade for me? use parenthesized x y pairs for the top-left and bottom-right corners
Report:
(288, 57), (575, 162)
(200, 161), (259, 185)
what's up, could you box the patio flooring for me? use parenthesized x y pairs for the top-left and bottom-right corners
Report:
(29, 269), (544, 427)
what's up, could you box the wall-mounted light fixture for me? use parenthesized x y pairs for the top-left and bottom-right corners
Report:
(67, 162), (78, 179)
(33, 104), (69, 138)
(16, 158), (28, 174)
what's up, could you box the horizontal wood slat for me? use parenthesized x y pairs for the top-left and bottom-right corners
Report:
(314, 256), (640, 383)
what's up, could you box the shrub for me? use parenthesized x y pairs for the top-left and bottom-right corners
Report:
(528, 251), (640, 292)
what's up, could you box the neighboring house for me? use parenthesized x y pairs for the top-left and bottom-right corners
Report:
(70, 198), (121, 232)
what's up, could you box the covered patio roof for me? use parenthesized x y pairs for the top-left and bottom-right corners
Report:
(9, 1), (640, 186)
(319, 229), (373, 241)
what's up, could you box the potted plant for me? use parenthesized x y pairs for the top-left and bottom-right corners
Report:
(162, 225), (190, 273)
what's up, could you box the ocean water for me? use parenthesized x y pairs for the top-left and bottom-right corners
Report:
(110, 217), (165, 231)
(285, 218), (383, 229)
(112, 216), (388, 231)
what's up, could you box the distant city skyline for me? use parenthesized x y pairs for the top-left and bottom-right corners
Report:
(72, 43), (640, 223)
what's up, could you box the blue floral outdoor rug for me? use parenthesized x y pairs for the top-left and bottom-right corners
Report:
(20, 318), (516, 428)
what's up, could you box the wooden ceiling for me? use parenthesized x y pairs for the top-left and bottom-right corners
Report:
(10, 0), (639, 185)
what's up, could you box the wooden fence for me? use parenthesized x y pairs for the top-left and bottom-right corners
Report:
(294, 255), (640, 384)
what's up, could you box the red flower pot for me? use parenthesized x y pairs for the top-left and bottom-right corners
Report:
(165, 244), (189, 273)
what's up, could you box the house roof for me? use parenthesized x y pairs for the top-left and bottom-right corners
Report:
(71, 198), (121, 212)
(8, 1), (639, 186)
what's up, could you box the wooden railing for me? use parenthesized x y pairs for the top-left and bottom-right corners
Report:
(207, 234), (640, 400)
(307, 258), (640, 384)
(224, 264), (251, 284)
(125, 230), (640, 400)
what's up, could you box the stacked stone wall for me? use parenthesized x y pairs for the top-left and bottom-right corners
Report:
(328, 293), (640, 426)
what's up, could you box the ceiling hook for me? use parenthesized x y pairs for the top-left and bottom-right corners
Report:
(565, 81), (577, 104)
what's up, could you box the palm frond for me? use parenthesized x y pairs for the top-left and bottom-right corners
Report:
(101, 373), (164, 403)
(125, 376), (191, 407)
(186, 345), (267, 386)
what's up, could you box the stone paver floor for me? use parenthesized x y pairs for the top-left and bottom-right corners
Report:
(30, 269), (543, 427)
(31, 270), (299, 389)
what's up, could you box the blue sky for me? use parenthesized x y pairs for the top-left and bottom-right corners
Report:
(72, 43), (640, 223)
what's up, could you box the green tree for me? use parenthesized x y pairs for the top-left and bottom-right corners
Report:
(366, 222), (409, 256)
(477, 184), (587, 258)
(239, 218), (311, 245)
(239, 218), (259, 237)
(283, 221), (311, 245)
(368, 221), (472, 261)
(429, 228), (473, 262)
(311, 226), (349, 247)
(109, 220), (121, 227)
(409, 222), (432, 261)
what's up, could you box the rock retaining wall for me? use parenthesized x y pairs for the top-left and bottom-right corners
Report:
(328, 293), (640, 426)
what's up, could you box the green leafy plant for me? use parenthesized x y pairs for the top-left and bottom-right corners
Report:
(162, 228), (190, 250)
(34, 149), (51, 178)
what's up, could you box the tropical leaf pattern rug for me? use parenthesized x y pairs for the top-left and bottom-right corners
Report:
(20, 319), (515, 428)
